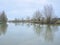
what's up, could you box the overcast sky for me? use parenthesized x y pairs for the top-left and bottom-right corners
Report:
(0, 0), (60, 20)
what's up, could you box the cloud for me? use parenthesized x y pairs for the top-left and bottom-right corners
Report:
(0, 0), (60, 19)
(14, 0), (48, 5)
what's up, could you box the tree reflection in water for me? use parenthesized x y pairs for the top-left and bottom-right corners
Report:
(44, 25), (58, 42)
(33, 24), (58, 42)
(0, 23), (8, 36)
(44, 25), (53, 42)
(13, 22), (24, 26)
(33, 24), (43, 36)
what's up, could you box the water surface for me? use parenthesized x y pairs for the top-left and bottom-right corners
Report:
(0, 23), (60, 45)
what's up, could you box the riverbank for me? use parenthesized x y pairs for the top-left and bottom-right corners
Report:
(7, 19), (60, 24)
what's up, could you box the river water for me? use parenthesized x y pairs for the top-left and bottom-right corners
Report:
(0, 23), (60, 45)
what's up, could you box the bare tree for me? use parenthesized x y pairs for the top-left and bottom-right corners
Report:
(44, 5), (54, 24)
(33, 10), (42, 22)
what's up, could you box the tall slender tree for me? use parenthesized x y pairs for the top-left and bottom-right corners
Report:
(1, 11), (8, 23)
(44, 5), (54, 24)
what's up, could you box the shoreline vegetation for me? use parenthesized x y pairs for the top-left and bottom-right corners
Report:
(0, 5), (60, 24)
(8, 19), (60, 24)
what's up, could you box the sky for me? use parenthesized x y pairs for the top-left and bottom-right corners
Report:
(0, 0), (60, 20)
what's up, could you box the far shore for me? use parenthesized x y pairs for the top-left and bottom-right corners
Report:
(7, 20), (60, 24)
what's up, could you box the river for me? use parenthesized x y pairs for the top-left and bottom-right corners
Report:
(0, 23), (60, 45)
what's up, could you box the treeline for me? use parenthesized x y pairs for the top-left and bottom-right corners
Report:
(0, 11), (7, 23)
(9, 5), (58, 24)
(31, 5), (57, 24)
